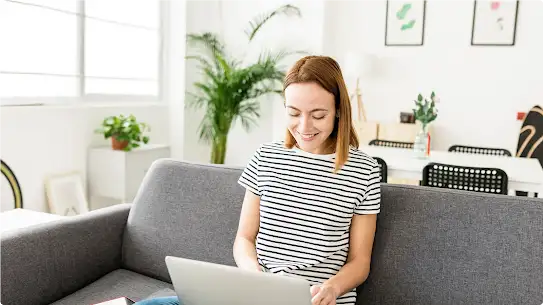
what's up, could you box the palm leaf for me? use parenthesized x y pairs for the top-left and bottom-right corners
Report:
(186, 33), (228, 72)
(186, 33), (225, 56)
(185, 55), (213, 71)
(185, 92), (208, 109)
(245, 4), (301, 42)
(237, 100), (261, 131)
(198, 114), (215, 143)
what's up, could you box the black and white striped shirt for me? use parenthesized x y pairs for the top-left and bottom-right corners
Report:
(238, 141), (381, 305)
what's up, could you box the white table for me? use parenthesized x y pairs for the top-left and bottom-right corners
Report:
(0, 209), (64, 233)
(360, 145), (543, 195)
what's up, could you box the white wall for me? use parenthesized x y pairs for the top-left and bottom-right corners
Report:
(0, 103), (169, 212)
(323, 0), (543, 153)
(184, 0), (325, 166)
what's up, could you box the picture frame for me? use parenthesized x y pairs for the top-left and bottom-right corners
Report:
(385, 0), (426, 46)
(471, 0), (519, 46)
(45, 171), (89, 216)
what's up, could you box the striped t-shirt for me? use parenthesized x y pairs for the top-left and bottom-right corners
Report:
(237, 141), (381, 305)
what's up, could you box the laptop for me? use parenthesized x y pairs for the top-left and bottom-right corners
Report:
(165, 256), (312, 305)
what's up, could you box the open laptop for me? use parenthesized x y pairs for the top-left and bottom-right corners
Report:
(165, 256), (312, 305)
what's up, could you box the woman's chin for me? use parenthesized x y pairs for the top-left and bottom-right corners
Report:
(296, 139), (324, 153)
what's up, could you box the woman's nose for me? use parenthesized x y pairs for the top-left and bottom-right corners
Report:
(298, 115), (313, 131)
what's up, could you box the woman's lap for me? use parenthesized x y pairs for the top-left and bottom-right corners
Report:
(133, 296), (180, 305)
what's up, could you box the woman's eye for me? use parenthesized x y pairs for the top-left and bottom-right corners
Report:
(288, 113), (300, 117)
(313, 115), (325, 120)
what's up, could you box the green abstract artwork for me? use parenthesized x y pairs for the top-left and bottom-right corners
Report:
(385, 0), (425, 46)
(396, 3), (417, 31)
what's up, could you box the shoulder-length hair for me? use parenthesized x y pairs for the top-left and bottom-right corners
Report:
(283, 55), (359, 173)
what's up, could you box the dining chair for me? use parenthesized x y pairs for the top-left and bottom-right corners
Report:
(448, 145), (512, 157)
(369, 139), (414, 149)
(422, 162), (508, 195)
(372, 157), (387, 183)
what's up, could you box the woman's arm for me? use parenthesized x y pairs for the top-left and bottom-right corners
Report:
(233, 190), (262, 272)
(311, 214), (377, 304)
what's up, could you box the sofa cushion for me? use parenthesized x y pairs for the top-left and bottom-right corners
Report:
(50, 269), (173, 305)
(122, 159), (246, 282)
(357, 184), (543, 305)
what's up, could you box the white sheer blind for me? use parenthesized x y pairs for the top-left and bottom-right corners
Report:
(84, 0), (159, 95)
(0, 0), (78, 97)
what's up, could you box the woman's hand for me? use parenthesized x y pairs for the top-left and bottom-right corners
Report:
(310, 284), (338, 305)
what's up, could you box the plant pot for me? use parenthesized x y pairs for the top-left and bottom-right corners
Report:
(111, 137), (129, 150)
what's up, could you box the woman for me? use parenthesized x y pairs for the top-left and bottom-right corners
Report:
(135, 55), (380, 305)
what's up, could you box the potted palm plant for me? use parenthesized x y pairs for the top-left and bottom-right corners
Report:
(186, 4), (305, 164)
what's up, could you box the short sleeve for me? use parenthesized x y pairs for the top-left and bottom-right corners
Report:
(354, 162), (381, 214)
(237, 147), (262, 196)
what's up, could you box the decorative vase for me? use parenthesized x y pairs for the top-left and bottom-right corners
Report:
(111, 137), (129, 150)
(413, 124), (430, 159)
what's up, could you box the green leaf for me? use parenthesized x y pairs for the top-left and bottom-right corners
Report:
(417, 94), (423, 102)
(245, 4), (301, 41)
(396, 3), (412, 20)
(401, 19), (416, 31)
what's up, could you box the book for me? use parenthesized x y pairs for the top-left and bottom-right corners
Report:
(93, 297), (135, 305)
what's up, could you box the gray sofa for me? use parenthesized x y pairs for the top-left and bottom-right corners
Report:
(2, 159), (542, 305)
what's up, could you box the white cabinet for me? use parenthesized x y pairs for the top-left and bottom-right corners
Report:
(87, 144), (170, 209)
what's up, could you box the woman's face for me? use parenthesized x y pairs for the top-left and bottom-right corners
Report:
(284, 82), (336, 154)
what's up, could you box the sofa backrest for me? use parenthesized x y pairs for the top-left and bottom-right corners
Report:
(122, 159), (245, 282)
(122, 159), (543, 304)
(357, 184), (543, 305)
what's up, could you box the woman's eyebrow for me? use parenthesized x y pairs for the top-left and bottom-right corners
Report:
(286, 106), (329, 113)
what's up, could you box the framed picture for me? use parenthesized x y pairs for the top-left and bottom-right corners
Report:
(471, 0), (519, 46)
(385, 0), (426, 46)
(45, 171), (89, 216)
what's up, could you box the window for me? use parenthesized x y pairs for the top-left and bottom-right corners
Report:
(0, 0), (78, 98)
(0, 0), (161, 103)
(84, 0), (159, 96)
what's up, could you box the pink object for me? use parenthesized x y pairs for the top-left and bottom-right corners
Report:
(491, 1), (500, 10)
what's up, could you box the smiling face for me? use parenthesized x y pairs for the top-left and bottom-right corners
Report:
(284, 82), (337, 155)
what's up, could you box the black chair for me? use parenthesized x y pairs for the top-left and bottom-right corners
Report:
(369, 139), (414, 149)
(448, 145), (512, 157)
(422, 162), (508, 195)
(372, 157), (387, 183)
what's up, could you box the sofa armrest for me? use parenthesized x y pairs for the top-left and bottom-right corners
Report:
(1, 204), (131, 305)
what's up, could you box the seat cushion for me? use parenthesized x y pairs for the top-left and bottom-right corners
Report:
(50, 269), (173, 305)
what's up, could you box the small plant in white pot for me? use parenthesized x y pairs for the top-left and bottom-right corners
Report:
(95, 114), (150, 151)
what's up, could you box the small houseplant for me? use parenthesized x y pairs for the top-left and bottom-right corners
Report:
(413, 91), (438, 131)
(412, 91), (438, 158)
(186, 4), (305, 164)
(95, 114), (150, 151)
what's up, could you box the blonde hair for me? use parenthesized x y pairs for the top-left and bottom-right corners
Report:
(283, 55), (359, 173)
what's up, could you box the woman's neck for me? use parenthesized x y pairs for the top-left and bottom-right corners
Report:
(295, 138), (336, 155)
